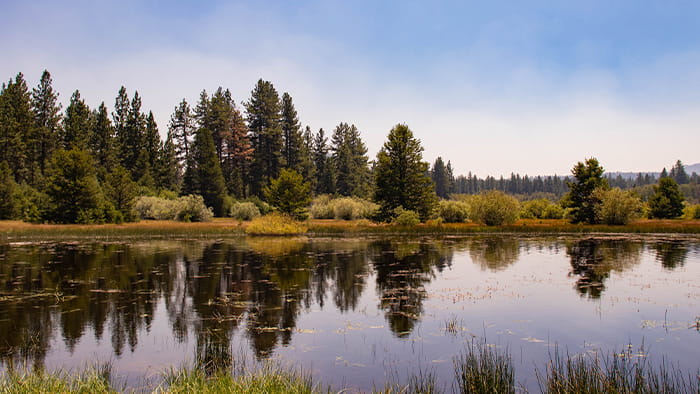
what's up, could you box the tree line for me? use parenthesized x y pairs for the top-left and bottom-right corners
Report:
(1, 70), (698, 224)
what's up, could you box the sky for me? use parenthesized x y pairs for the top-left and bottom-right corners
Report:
(2, 0), (700, 177)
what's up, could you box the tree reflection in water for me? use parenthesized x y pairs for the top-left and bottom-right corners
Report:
(468, 237), (520, 271)
(566, 238), (643, 299)
(650, 240), (689, 270)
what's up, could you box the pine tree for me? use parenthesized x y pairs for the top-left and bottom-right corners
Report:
(669, 160), (689, 184)
(30, 70), (62, 177)
(264, 168), (311, 220)
(313, 128), (334, 195)
(245, 79), (283, 197)
(44, 148), (103, 223)
(563, 158), (609, 224)
(431, 157), (450, 199)
(446, 160), (455, 195)
(648, 177), (685, 219)
(299, 125), (315, 186)
(112, 86), (129, 149)
(89, 102), (116, 172)
(156, 131), (180, 191)
(182, 128), (227, 216)
(138, 111), (161, 183)
(104, 165), (137, 222)
(168, 99), (195, 168)
(0, 161), (16, 219)
(373, 124), (437, 221)
(280, 92), (304, 173)
(119, 91), (146, 177)
(331, 123), (370, 197)
(223, 98), (252, 198)
(62, 90), (92, 150)
(0, 73), (33, 183)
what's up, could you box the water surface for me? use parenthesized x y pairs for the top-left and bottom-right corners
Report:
(0, 235), (698, 391)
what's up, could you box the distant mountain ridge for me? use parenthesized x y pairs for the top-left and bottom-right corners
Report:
(606, 162), (700, 180)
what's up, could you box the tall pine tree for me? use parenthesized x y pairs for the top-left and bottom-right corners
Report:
(0, 73), (33, 183)
(280, 92), (304, 173)
(30, 70), (62, 178)
(61, 90), (92, 150)
(89, 102), (116, 173)
(331, 122), (370, 197)
(373, 124), (437, 221)
(245, 79), (283, 197)
(182, 128), (227, 216)
(313, 128), (334, 195)
(168, 99), (195, 169)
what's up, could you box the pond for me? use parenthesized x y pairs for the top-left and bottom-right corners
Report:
(0, 235), (698, 391)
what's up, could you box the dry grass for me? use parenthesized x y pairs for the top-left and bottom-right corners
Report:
(2, 218), (699, 240)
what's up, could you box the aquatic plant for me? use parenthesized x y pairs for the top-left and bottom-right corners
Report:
(453, 340), (515, 394)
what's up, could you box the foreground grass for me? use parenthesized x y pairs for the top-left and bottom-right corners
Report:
(2, 344), (698, 393)
(1, 218), (700, 241)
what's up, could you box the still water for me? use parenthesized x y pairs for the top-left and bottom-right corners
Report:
(0, 235), (698, 390)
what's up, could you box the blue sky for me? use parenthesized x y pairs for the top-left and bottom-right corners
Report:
(2, 0), (699, 176)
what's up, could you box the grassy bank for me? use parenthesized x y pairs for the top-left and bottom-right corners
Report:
(1, 218), (700, 240)
(2, 344), (698, 393)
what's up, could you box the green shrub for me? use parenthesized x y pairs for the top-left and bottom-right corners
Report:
(593, 187), (644, 225)
(244, 196), (272, 215)
(230, 202), (261, 221)
(392, 207), (420, 226)
(542, 203), (565, 219)
(438, 200), (469, 223)
(134, 195), (213, 222)
(684, 204), (700, 219)
(264, 169), (311, 220)
(310, 195), (335, 219)
(176, 195), (214, 222)
(245, 213), (308, 235)
(468, 191), (520, 226)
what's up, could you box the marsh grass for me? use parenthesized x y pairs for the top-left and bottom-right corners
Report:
(453, 340), (515, 394)
(245, 213), (308, 235)
(158, 363), (317, 394)
(537, 345), (700, 394)
(0, 362), (114, 393)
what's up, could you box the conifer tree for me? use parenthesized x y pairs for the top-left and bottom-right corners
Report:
(373, 124), (437, 221)
(168, 99), (195, 168)
(280, 92), (304, 173)
(0, 161), (16, 219)
(0, 73), (33, 183)
(669, 160), (689, 184)
(563, 158), (609, 224)
(30, 70), (62, 177)
(89, 102), (116, 173)
(648, 177), (685, 219)
(313, 128), (334, 195)
(156, 131), (180, 191)
(140, 111), (161, 182)
(223, 99), (252, 198)
(264, 168), (311, 220)
(331, 122), (370, 197)
(104, 165), (137, 222)
(431, 157), (450, 199)
(183, 128), (227, 216)
(119, 91), (146, 177)
(299, 125), (315, 186)
(61, 90), (92, 150)
(44, 148), (103, 223)
(112, 86), (129, 147)
(245, 79), (283, 197)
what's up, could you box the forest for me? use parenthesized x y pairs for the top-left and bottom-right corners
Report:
(1, 70), (699, 225)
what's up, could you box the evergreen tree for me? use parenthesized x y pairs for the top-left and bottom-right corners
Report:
(245, 79), (283, 197)
(669, 160), (689, 184)
(0, 73), (33, 183)
(30, 70), (62, 177)
(156, 131), (180, 191)
(312, 128), (334, 195)
(660, 167), (668, 178)
(89, 102), (116, 172)
(104, 165), (137, 222)
(564, 157), (609, 224)
(138, 111), (161, 182)
(112, 86), (129, 149)
(373, 124), (437, 221)
(264, 168), (311, 220)
(648, 177), (685, 219)
(183, 128), (227, 216)
(431, 157), (450, 199)
(44, 148), (103, 223)
(331, 122), (370, 197)
(280, 92), (304, 173)
(446, 160), (455, 195)
(168, 99), (195, 168)
(119, 91), (146, 177)
(61, 90), (92, 150)
(299, 125), (315, 186)
(223, 98), (252, 198)
(0, 161), (16, 219)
